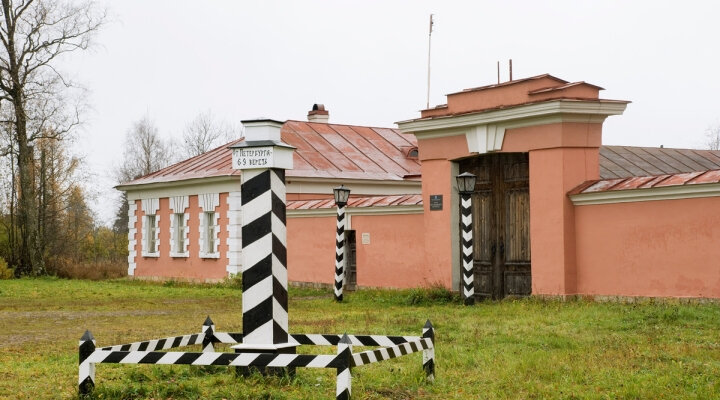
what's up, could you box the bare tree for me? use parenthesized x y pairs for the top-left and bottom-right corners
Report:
(705, 123), (720, 151)
(0, 0), (104, 275)
(180, 110), (238, 158)
(113, 115), (174, 233)
(117, 115), (174, 182)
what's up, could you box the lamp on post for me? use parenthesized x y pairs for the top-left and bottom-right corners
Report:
(333, 185), (351, 207)
(456, 172), (476, 305)
(333, 185), (351, 301)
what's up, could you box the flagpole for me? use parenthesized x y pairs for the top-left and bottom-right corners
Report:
(426, 14), (433, 109)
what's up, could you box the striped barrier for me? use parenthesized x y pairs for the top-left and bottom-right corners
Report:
(79, 317), (435, 399)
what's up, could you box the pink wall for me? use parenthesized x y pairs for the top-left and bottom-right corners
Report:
(287, 216), (336, 285)
(133, 194), (229, 281)
(286, 213), (427, 289)
(352, 213), (426, 288)
(575, 197), (720, 298)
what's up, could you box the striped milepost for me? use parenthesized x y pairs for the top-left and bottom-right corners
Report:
(334, 203), (346, 301)
(241, 168), (290, 345)
(460, 192), (475, 305)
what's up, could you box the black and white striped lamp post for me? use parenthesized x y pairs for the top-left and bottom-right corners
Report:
(333, 185), (350, 302)
(230, 120), (296, 372)
(456, 172), (477, 306)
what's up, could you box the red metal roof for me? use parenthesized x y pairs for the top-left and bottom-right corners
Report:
(570, 169), (720, 195)
(119, 121), (420, 187)
(287, 194), (423, 210)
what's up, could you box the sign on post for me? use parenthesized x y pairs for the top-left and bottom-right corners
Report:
(233, 147), (273, 169)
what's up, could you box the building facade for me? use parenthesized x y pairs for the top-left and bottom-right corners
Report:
(118, 76), (720, 299)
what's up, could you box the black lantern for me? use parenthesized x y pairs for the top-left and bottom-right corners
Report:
(456, 172), (476, 194)
(333, 184), (351, 207)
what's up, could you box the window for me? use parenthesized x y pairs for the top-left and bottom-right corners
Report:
(204, 211), (216, 254)
(198, 193), (220, 259)
(145, 215), (157, 255)
(173, 213), (185, 256)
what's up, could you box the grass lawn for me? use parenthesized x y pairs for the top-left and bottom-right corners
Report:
(1, 277), (719, 399)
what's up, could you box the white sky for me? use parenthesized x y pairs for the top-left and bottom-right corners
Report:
(64, 0), (720, 224)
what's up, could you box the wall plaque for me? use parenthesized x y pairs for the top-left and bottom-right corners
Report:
(429, 194), (443, 211)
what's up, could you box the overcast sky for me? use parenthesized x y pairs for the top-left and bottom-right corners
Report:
(64, 1), (720, 224)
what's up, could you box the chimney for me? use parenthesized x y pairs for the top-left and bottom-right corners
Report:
(307, 103), (329, 123)
(241, 119), (283, 142)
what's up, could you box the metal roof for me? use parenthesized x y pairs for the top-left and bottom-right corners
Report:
(599, 146), (720, 179)
(119, 121), (420, 188)
(287, 194), (423, 210)
(570, 169), (720, 195)
(573, 146), (720, 194)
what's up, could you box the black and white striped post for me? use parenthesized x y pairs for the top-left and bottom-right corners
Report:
(456, 172), (477, 306)
(336, 333), (353, 400)
(333, 185), (351, 302)
(202, 316), (215, 352)
(230, 120), (297, 373)
(78, 330), (95, 396)
(422, 319), (435, 381)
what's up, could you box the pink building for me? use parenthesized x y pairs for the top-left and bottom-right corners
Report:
(118, 75), (720, 300)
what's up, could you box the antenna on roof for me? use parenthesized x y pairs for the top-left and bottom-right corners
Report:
(426, 14), (434, 109)
(509, 59), (513, 81)
(497, 61), (500, 84)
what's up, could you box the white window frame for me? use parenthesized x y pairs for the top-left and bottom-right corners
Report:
(169, 196), (190, 258)
(198, 193), (220, 259)
(141, 198), (160, 257)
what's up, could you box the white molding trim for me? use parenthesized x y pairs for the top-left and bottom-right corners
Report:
(570, 183), (720, 206)
(140, 198), (159, 215)
(285, 177), (421, 196)
(198, 193), (220, 212)
(466, 124), (506, 153)
(127, 201), (138, 276)
(288, 204), (424, 218)
(121, 177), (241, 201)
(169, 195), (189, 213)
(397, 100), (629, 139)
(226, 191), (242, 276)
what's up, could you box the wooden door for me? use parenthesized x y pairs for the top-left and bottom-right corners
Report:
(459, 153), (531, 299)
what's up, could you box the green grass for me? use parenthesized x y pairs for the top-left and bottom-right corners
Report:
(1, 277), (720, 399)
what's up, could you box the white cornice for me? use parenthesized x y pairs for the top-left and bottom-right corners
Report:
(286, 177), (421, 196)
(119, 175), (422, 200)
(117, 175), (238, 192)
(570, 183), (720, 206)
(288, 205), (423, 218)
(397, 100), (628, 140)
(121, 177), (241, 201)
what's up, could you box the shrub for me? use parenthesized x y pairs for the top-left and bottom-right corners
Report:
(45, 256), (127, 280)
(0, 257), (13, 279)
(406, 282), (460, 305)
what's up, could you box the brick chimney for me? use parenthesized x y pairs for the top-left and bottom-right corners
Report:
(307, 104), (329, 123)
